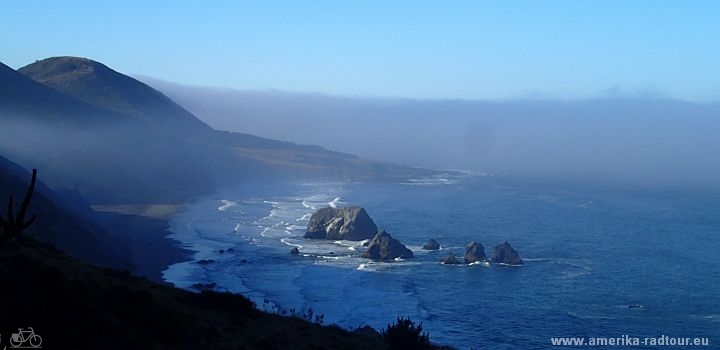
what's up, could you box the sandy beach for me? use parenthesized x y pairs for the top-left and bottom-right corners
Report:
(93, 204), (191, 283)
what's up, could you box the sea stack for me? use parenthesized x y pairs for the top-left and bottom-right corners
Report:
(422, 238), (441, 250)
(363, 230), (414, 261)
(464, 242), (487, 264)
(440, 253), (461, 264)
(304, 207), (378, 241)
(491, 241), (523, 265)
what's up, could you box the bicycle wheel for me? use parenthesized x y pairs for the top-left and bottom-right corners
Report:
(10, 337), (22, 347)
(30, 335), (42, 347)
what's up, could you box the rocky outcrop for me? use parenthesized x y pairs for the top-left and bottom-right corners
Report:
(362, 230), (413, 261)
(422, 239), (440, 250)
(491, 241), (523, 265)
(304, 207), (378, 241)
(464, 242), (486, 264)
(290, 247), (300, 255)
(440, 253), (461, 264)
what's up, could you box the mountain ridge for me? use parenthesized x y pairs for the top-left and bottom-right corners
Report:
(19, 56), (213, 133)
(1, 57), (434, 203)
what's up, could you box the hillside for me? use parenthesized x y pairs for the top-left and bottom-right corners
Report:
(0, 155), (450, 349)
(1, 57), (433, 204)
(19, 57), (212, 133)
(0, 155), (128, 268)
(0, 240), (396, 349)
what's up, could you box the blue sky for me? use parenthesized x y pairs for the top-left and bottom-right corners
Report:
(2, 1), (719, 101)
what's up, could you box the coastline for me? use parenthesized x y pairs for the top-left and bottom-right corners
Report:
(93, 204), (192, 283)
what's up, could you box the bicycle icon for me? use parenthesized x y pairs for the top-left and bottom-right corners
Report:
(9, 328), (41, 348)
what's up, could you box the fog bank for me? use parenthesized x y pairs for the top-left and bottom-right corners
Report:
(142, 77), (720, 190)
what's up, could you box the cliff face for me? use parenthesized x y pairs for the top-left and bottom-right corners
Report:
(304, 207), (378, 241)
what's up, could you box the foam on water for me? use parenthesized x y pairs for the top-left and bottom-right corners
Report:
(328, 197), (345, 208)
(163, 178), (720, 349)
(218, 200), (238, 211)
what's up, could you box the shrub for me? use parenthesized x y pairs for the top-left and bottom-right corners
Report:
(382, 316), (431, 350)
(0, 169), (38, 242)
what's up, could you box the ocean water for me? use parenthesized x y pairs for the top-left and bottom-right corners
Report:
(163, 175), (720, 349)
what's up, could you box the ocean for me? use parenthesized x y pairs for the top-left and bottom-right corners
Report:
(163, 174), (720, 349)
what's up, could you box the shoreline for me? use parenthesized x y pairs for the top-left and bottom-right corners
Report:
(93, 204), (192, 283)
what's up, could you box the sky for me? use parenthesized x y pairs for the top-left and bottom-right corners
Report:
(2, 1), (720, 101)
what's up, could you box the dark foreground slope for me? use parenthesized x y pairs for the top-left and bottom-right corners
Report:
(0, 240), (390, 350)
(0, 239), (453, 350)
(0, 154), (129, 268)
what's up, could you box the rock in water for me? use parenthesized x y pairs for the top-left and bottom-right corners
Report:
(422, 238), (441, 250)
(304, 207), (378, 241)
(362, 230), (414, 261)
(440, 253), (461, 264)
(491, 241), (523, 265)
(290, 247), (300, 255)
(464, 241), (486, 264)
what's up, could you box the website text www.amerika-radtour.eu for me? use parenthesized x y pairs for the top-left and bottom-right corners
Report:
(551, 335), (709, 347)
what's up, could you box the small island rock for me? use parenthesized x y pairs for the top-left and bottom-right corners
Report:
(362, 230), (413, 261)
(491, 241), (523, 265)
(464, 242), (487, 264)
(290, 247), (300, 255)
(440, 253), (461, 264)
(304, 207), (378, 241)
(422, 239), (441, 250)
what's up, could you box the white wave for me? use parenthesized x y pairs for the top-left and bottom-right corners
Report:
(328, 197), (346, 208)
(521, 257), (552, 262)
(280, 238), (303, 248)
(403, 176), (458, 186)
(318, 255), (342, 260)
(333, 240), (368, 249)
(297, 213), (312, 221)
(218, 200), (238, 211)
(260, 228), (272, 237)
(287, 224), (306, 231)
(233, 224), (242, 234)
(263, 200), (279, 205)
(357, 263), (378, 272)
(469, 261), (491, 267)
(301, 201), (316, 209)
